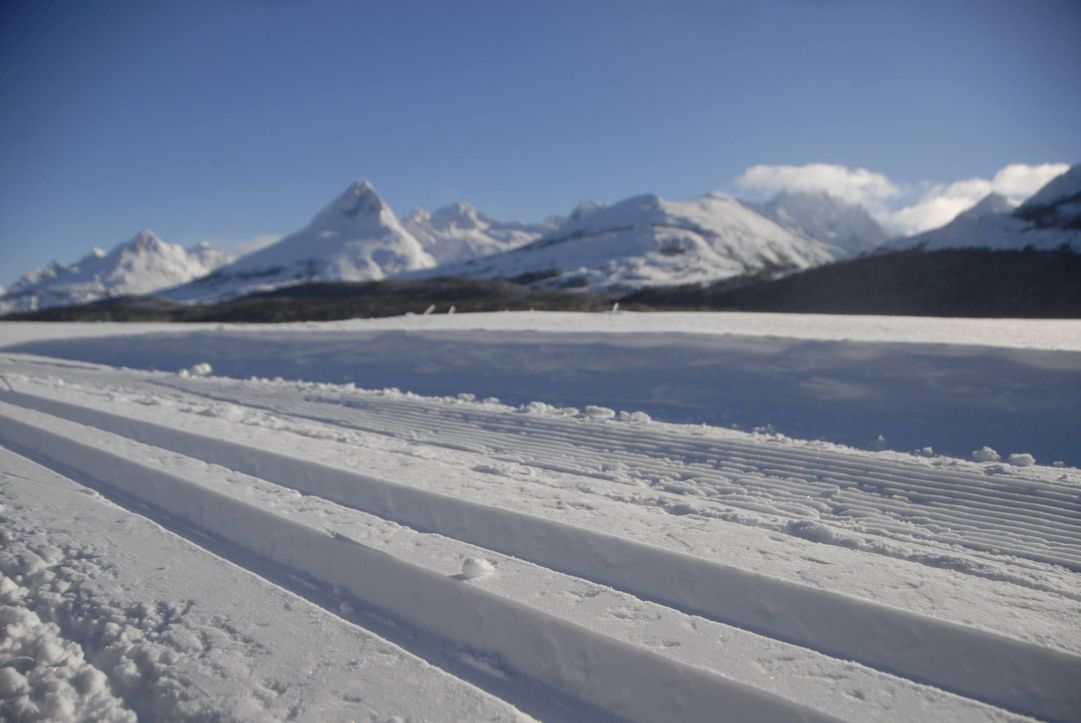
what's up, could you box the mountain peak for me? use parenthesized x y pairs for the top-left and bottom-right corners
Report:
(430, 201), (482, 229)
(122, 230), (165, 253)
(757, 190), (892, 256)
(960, 192), (1015, 219)
(326, 180), (387, 220)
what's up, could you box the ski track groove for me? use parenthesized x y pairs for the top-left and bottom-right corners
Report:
(1, 386), (1079, 722)
(144, 380), (1081, 573)
(0, 402), (844, 723)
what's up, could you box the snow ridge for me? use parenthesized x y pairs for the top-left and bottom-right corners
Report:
(885, 164), (1081, 253)
(420, 191), (838, 290)
(164, 181), (436, 302)
(0, 232), (232, 314)
(402, 202), (556, 265)
(756, 190), (894, 257)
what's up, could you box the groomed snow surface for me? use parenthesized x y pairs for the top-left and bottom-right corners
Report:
(1, 312), (1080, 722)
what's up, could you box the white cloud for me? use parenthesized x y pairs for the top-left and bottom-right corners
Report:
(732, 162), (1071, 235)
(734, 163), (901, 207)
(887, 163), (1070, 234)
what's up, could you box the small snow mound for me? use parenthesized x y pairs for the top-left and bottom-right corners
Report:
(1007, 452), (1036, 467)
(972, 446), (1001, 462)
(180, 362), (214, 378)
(914, 447), (934, 458)
(460, 557), (495, 580)
(585, 405), (617, 420)
(619, 410), (652, 423)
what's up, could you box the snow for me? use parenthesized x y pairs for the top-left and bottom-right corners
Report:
(5, 312), (1079, 464)
(163, 181), (437, 302)
(1007, 452), (1036, 467)
(402, 202), (555, 264)
(460, 558), (496, 580)
(1018, 164), (1081, 212)
(0, 232), (233, 314)
(972, 446), (1001, 462)
(756, 190), (894, 257)
(885, 164), (1081, 253)
(0, 312), (1079, 721)
(419, 191), (838, 290)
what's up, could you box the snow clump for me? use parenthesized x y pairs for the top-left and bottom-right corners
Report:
(972, 446), (1001, 462)
(1007, 453), (1036, 467)
(585, 405), (617, 420)
(460, 558), (495, 580)
(179, 362), (214, 378)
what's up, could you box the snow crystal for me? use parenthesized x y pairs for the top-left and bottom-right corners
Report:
(971, 446), (1001, 462)
(460, 558), (495, 580)
(1007, 453), (1036, 467)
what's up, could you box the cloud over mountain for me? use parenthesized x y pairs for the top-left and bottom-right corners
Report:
(733, 162), (1071, 235)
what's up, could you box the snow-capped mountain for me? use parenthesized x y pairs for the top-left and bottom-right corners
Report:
(418, 191), (837, 290)
(0, 231), (233, 313)
(756, 190), (894, 257)
(884, 165), (1081, 253)
(1014, 164), (1081, 230)
(165, 181), (436, 302)
(402, 202), (555, 265)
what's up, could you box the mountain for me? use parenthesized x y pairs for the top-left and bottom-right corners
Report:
(756, 190), (894, 257)
(884, 165), (1081, 253)
(417, 191), (836, 290)
(0, 231), (232, 313)
(165, 181), (436, 302)
(1014, 164), (1081, 230)
(402, 202), (556, 265)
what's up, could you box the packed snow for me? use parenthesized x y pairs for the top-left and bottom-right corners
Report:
(1, 311), (1079, 722)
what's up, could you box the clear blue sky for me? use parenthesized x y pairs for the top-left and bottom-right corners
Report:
(2, 0), (1079, 284)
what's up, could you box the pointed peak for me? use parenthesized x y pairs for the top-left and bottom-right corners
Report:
(343, 179), (377, 197)
(961, 192), (1015, 219)
(323, 179), (389, 220)
(123, 229), (164, 250)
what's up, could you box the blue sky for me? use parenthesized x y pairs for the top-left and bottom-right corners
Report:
(1, 0), (1079, 285)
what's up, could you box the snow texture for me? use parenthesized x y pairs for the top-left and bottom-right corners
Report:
(417, 191), (839, 290)
(0, 232), (232, 313)
(885, 164), (1081, 253)
(756, 190), (894, 257)
(402, 203), (556, 265)
(164, 181), (436, 302)
(0, 313), (1079, 721)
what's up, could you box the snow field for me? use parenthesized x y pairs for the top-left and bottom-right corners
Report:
(0, 448), (530, 723)
(0, 361), (1079, 720)
(0, 401), (854, 723)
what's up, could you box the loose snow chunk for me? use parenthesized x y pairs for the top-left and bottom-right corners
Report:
(584, 405), (617, 420)
(619, 410), (652, 423)
(1007, 453), (1036, 467)
(460, 558), (495, 580)
(972, 446), (1001, 462)
(179, 362), (213, 378)
(914, 447), (934, 458)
